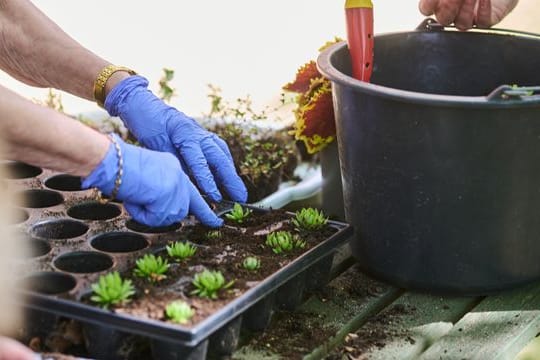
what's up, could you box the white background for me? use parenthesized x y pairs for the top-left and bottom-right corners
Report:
(0, 1), (537, 118)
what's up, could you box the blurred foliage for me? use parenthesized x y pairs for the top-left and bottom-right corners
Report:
(159, 68), (177, 103)
(34, 88), (64, 113)
(204, 84), (294, 121)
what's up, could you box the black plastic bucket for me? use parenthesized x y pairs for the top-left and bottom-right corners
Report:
(318, 20), (540, 295)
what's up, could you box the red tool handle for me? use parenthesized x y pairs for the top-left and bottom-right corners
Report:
(345, 0), (374, 82)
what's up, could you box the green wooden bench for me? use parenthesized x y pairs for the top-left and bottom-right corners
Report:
(232, 245), (540, 360)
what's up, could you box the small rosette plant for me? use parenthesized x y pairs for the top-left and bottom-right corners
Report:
(191, 270), (234, 299)
(225, 203), (252, 224)
(165, 300), (195, 324)
(242, 256), (261, 271)
(167, 241), (197, 261)
(134, 254), (169, 283)
(292, 207), (328, 231)
(265, 231), (306, 254)
(91, 272), (135, 309)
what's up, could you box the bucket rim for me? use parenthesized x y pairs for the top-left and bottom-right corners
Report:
(317, 34), (540, 109)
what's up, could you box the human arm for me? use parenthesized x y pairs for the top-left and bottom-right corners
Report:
(0, 85), (222, 227)
(418, 0), (519, 30)
(0, 85), (109, 176)
(0, 0), (248, 203)
(0, 0), (108, 99)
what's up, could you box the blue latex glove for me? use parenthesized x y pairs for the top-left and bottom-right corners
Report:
(82, 134), (223, 228)
(104, 76), (248, 203)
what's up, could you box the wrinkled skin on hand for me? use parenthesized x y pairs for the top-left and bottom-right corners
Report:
(419, 0), (519, 30)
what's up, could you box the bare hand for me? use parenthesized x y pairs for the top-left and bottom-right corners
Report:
(0, 337), (36, 360)
(419, 0), (519, 30)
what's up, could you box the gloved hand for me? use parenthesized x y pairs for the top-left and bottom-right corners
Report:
(82, 134), (223, 228)
(419, 0), (519, 30)
(104, 76), (248, 203)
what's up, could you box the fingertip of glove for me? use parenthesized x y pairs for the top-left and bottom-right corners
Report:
(230, 189), (248, 203)
(208, 192), (223, 203)
(204, 216), (224, 228)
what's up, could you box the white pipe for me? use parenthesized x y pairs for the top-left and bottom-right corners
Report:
(253, 165), (322, 209)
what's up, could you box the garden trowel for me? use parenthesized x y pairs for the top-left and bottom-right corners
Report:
(345, 0), (374, 82)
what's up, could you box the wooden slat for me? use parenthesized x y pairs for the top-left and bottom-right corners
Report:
(327, 292), (479, 359)
(419, 281), (540, 360)
(233, 265), (400, 359)
(515, 336), (540, 360)
(304, 287), (402, 359)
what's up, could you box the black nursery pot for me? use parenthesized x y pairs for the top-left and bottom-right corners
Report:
(83, 322), (141, 360)
(317, 20), (540, 295)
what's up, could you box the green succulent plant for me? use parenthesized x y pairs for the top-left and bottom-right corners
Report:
(191, 270), (234, 299)
(265, 231), (306, 254)
(292, 207), (328, 231)
(90, 272), (135, 309)
(224, 203), (252, 224)
(242, 256), (261, 271)
(166, 241), (197, 261)
(165, 300), (195, 324)
(206, 230), (222, 240)
(134, 254), (169, 282)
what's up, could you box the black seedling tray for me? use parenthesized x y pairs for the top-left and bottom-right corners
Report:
(7, 162), (352, 360)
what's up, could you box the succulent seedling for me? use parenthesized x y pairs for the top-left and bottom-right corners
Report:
(265, 231), (306, 254)
(191, 270), (234, 299)
(242, 256), (261, 271)
(165, 300), (195, 324)
(225, 203), (252, 224)
(134, 254), (169, 283)
(166, 241), (197, 261)
(292, 207), (328, 231)
(206, 230), (222, 240)
(90, 272), (135, 309)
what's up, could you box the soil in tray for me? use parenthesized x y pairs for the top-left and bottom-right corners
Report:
(90, 208), (337, 326)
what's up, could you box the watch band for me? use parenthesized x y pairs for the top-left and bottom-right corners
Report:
(93, 65), (137, 107)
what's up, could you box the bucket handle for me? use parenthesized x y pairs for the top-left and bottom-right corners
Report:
(417, 19), (540, 104)
(486, 85), (540, 103)
(416, 18), (445, 31)
(416, 17), (540, 40)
